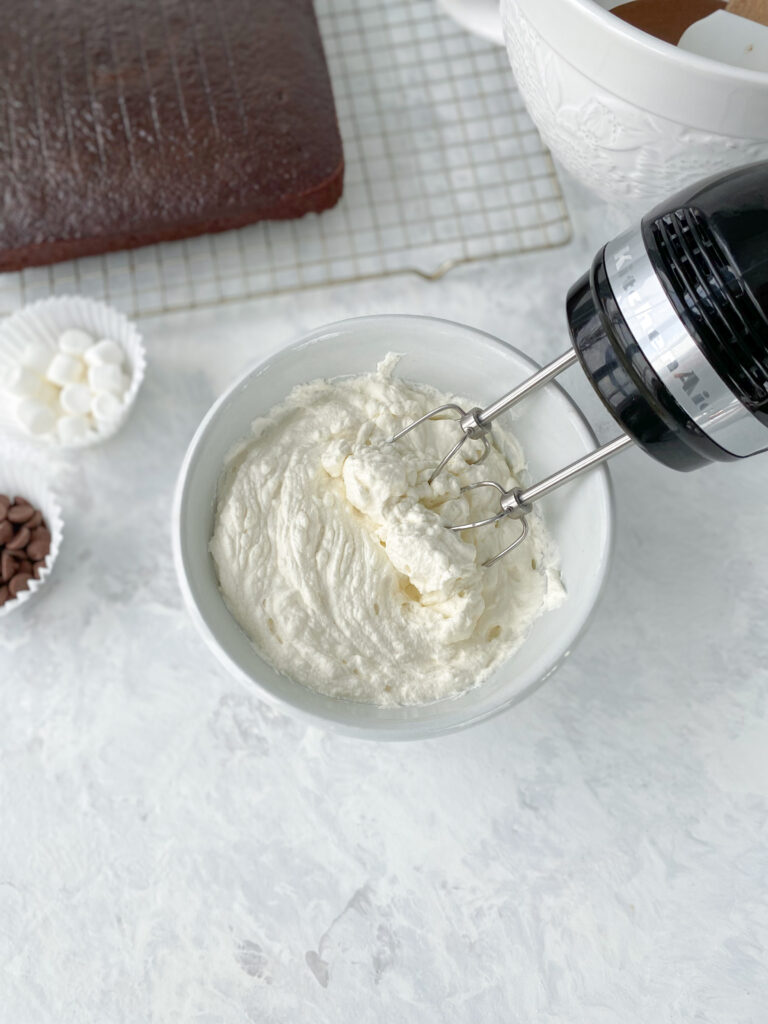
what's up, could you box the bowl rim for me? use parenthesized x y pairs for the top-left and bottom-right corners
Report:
(561, 0), (768, 86)
(172, 314), (616, 741)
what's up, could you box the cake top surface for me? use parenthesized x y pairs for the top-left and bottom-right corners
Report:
(0, 0), (343, 247)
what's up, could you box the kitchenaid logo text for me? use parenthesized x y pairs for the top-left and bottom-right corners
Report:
(612, 244), (710, 412)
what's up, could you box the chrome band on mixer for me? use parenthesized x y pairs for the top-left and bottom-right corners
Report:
(604, 227), (766, 458)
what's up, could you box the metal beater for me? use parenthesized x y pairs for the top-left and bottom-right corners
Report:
(392, 162), (768, 565)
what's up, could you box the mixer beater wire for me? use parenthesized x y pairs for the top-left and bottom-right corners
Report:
(390, 350), (634, 565)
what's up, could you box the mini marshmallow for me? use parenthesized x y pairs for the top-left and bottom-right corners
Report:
(19, 339), (51, 374)
(60, 382), (93, 416)
(15, 398), (56, 436)
(58, 327), (94, 355)
(2, 364), (42, 398)
(38, 381), (60, 408)
(90, 390), (123, 423)
(57, 415), (92, 444)
(84, 339), (124, 367)
(88, 362), (125, 395)
(46, 352), (84, 387)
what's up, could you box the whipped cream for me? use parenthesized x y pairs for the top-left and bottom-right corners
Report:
(210, 355), (565, 706)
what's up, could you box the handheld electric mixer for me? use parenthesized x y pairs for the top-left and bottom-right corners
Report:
(392, 161), (768, 565)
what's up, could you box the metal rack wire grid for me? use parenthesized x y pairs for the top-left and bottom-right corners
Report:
(0, 0), (571, 317)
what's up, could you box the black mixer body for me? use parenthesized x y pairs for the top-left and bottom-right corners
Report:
(567, 160), (768, 471)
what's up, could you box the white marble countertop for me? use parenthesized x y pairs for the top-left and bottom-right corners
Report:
(1, 179), (767, 1023)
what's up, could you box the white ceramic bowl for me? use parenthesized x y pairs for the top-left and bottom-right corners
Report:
(501, 0), (768, 201)
(173, 316), (613, 740)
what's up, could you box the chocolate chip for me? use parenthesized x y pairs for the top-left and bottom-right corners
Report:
(26, 538), (50, 561)
(1, 550), (17, 582)
(7, 503), (35, 524)
(0, 496), (49, 607)
(8, 572), (31, 597)
(6, 526), (30, 551)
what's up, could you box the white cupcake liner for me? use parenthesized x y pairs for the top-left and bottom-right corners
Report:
(0, 460), (63, 618)
(0, 295), (146, 449)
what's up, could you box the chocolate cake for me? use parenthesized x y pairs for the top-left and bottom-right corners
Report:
(613, 0), (726, 44)
(0, 0), (344, 270)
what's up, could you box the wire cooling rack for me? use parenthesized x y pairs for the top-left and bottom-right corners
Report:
(0, 0), (571, 317)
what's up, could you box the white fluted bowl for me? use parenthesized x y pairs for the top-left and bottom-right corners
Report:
(0, 295), (145, 448)
(0, 457), (63, 618)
